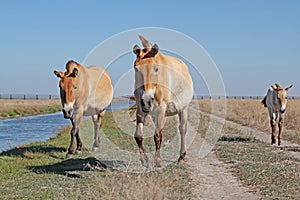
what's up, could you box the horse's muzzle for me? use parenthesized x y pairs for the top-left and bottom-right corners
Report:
(141, 99), (152, 113)
(62, 109), (73, 119)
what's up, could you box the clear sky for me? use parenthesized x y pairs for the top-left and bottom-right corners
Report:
(0, 0), (299, 97)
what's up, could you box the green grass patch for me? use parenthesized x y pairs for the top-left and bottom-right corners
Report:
(215, 130), (300, 200)
(0, 111), (193, 199)
(0, 105), (61, 118)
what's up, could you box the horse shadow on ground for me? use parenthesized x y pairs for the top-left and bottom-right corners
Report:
(0, 145), (66, 158)
(277, 146), (300, 152)
(218, 136), (253, 143)
(28, 156), (129, 178)
(28, 157), (113, 178)
(1, 145), (126, 178)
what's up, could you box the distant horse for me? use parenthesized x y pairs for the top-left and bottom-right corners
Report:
(133, 35), (194, 167)
(262, 83), (292, 145)
(54, 60), (113, 158)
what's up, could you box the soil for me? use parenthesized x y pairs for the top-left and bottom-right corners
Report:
(187, 109), (300, 199)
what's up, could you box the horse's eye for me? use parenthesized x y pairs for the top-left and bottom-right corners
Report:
(154, 67), (159, 73)
(73, 86), (77, 90)
(285, 97), (288, 99)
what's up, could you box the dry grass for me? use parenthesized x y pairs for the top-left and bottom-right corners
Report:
(199, 98), (300, 145)
(0, 99), (61, 118)
(215, 132), (300, 200)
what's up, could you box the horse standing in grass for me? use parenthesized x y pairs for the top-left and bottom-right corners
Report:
(133, 35), (194, 167)
(262, 83), (293, 145)
(54, 60), (113, 159)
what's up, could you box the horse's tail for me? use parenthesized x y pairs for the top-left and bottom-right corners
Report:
(261, 96), (267, 107)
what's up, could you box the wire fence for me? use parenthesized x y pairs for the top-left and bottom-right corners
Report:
(194, 95), (300, 100)
(0, 94), (60, 100)
(0, 94), (299, 100)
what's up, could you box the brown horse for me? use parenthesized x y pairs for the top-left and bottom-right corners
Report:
(133, 35), (194, 167)
(54, 60), (113, 158)
(262, 83), (292, 145)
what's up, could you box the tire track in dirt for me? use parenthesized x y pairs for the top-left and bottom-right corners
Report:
(186, 107), (261, 199)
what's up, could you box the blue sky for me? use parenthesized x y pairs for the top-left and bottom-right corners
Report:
(0, 0), (299, 96)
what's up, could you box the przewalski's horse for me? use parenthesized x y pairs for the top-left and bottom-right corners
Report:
(133, 35), (194, 167)
(54, 60), (113, 158)
(262, 83), (293, 145)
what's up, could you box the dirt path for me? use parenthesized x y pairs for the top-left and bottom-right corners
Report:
(204, 111), (300, 160)
(186, 122), (260, 199)
(186, 108), (300, 199)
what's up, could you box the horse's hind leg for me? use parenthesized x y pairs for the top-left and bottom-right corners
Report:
(178, 108), (188, 162)
(92, 111), (105, 151)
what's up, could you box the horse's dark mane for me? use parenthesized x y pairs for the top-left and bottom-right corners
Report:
(261, 96), (267, 107)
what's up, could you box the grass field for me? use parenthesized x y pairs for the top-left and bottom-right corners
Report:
(0, 112), (193, 199)
(215, 128), (300, 199)
(203, 99), (300, 199)
(199, 98), (300, 145)
(1, 99), (300, 199)
(0, 99), (61, 118)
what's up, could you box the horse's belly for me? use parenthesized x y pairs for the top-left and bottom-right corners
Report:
(83, 104), (106, 116)
(83, 106), (97, 116)
(165, 102), (178, 116)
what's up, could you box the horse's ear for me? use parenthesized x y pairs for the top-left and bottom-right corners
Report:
(54, 70), (64, 78)
(271, 85), (277, 91)
(138, 35), (152, 48)
(151, 44), (159, 56)
(133, 44), (141, 57)
(285, 85), (293, 92)
(275, 83), (283, 90)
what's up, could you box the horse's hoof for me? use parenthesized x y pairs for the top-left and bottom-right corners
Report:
(155, 158), (162, 168)
(92, 147), (98, 152)
(140, 156), (149, 168)
(75, 150), (82, 155)
(178, 152), (186, 163)
(66, 154), (74, 159)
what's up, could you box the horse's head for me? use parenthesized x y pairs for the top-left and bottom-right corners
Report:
(133, 35), (160, 113)
(54, 60), (79, 119)
(271, 83), (293, 113)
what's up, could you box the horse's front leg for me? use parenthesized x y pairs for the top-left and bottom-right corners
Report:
(67, 116), (82, 159)
(153, 105), (166, 167)
(66, 118), (76, 159)
(278, 114), (284, 145)
(135, 111), (148, 167)
(270, 114), (277, 145)
(178, 108), (188, 162)
(92, 111), (105, 151)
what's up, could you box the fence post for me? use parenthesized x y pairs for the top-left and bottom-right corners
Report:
(49, 95), (52, 100)
(24, 95), (26, 100)
(10, 95), (12, 100)
(36, 95), (38, 100)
